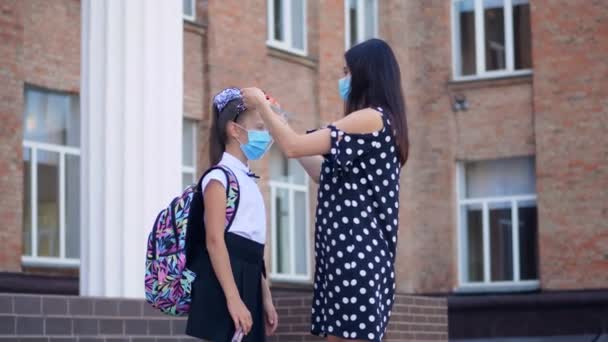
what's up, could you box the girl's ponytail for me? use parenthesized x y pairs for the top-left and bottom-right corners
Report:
(208, 103), (225, 165)
(208, 88), (246, 165)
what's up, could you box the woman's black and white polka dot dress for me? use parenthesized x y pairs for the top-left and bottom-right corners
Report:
(311, 107), (400, 341)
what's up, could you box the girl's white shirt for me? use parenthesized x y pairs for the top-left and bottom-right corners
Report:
(201, 152), (267, 244)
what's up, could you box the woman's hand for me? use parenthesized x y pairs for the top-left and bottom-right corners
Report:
(227, 296), (253, 336)
(263, 297), (279, 336)
(241, 87), (268, 110)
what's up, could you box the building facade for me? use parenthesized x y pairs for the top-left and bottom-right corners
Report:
(0, 0), (606, 340)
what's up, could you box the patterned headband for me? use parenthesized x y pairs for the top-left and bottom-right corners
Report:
(213, 87), (246, 115)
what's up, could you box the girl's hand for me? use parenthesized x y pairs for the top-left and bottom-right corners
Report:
(227, 297), (253, 336)
(263, 298), (278, 336)
(241, 87), (268, 110)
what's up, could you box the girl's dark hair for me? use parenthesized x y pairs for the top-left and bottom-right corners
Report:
(344, 38), (409, 165)
(209, 99), (245, 165)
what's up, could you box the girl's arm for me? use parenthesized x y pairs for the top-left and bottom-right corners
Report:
(261, 276), (278, 335)
(297, 156), (323, 183)
(204, 180), (253, 335)
(241, 87), (383, 159)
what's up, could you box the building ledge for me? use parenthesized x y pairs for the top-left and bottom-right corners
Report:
(0, 272), (78, 295)
(184, 20), (206, 35)
(449, 289), (608, 310)
(267, 46), (318, 69)
(448, 73), (532, 91)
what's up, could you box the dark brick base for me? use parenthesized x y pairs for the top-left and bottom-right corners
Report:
(0, 291), (447, 342)
(448, 290), (608, 339)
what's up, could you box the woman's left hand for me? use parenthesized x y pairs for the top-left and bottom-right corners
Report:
(241, 87), (268, 110)
(263, 298), (279, 336)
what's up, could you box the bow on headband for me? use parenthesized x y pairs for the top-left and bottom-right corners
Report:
(213, 87), (246, 114)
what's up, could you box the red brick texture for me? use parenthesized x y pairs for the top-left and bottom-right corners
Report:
(183, 24), (206, 122)
(380, 0), (460, 294)
(268, 293), (447, 342)
(0, 0), (81, 272)
(530, 0), (608, 289)
(0, 0), (25, 272)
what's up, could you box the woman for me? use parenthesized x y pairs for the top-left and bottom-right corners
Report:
(242, 38), (408, 342)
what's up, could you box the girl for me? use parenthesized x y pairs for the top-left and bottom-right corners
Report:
(242, 39), (409, 342)
(186, 88), (278, 341)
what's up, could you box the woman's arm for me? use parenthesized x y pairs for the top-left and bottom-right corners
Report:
(241, 87), (383, 159)
(204, 181), (253, 335)
(297, 156), (323, 183)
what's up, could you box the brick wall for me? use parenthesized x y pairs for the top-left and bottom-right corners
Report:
(0, 0), (81, 273)
(380, 0), (459, 294)
(530, 0), (608, 289)
(22, 0), (80, 92)
(0, 0), (25, 272)
(0, 292), (447, 341)
(379, 0), (543, 294)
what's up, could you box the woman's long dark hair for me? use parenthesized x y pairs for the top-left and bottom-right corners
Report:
(209, 99), (244, 165)
(344, 38), (409, 165)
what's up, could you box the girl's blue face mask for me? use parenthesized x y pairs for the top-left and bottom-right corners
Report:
(338, 76), (351, 101)
(235, 124), (273, 160)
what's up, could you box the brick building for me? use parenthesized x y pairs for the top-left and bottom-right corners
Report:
(0, 0), (606, 341)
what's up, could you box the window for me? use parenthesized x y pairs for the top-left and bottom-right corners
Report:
(267, 0), (307, 56)
(182, 119), (198, 189)
(22, 86), (80, 267)
(345, 0), (378, 49)
(269, 147), (310, 281)
(183, 0), (196, 21)
(457, 157), (539, 292)
(451, 0), (532, 79)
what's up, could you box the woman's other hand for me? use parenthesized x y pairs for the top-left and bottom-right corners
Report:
(241, 87), (268, 110)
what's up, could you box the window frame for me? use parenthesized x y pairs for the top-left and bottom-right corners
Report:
(455, 161), (539, 293)
(269, 176), (311, 283)
(182, 119), (198, 188)
(267, 0), (308, 56)
(344, 0), (379, 50)
(22, 87), (81, 268)
(183, 0), (196, 22)
(450, 0), (532, 81)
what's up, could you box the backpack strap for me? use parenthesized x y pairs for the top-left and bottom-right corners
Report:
(198, 165), (241, 232)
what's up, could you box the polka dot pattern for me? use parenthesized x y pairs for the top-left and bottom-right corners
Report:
(310, 108), (400, 342)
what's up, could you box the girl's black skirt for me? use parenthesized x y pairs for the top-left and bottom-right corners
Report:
(186, 233), (266, 342)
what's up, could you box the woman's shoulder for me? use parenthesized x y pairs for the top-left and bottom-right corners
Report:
(333, 107), (384, 135)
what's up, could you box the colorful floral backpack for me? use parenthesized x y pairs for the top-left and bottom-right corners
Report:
(144, 165), (240, 316)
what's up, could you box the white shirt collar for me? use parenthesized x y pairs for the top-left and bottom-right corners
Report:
(220, 152), (250, 174)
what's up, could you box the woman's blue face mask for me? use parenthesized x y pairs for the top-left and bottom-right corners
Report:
(234, 124), (273, 160)
(339, 76), (351, 101)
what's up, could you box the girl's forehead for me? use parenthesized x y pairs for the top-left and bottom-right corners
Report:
(250, 109), (263, 119)
(240, 109), (264, 125)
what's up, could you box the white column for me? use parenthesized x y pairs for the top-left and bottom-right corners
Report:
(80, 0), (183, 298)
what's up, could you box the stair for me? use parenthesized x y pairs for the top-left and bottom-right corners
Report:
(0, 292), (448, 341)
